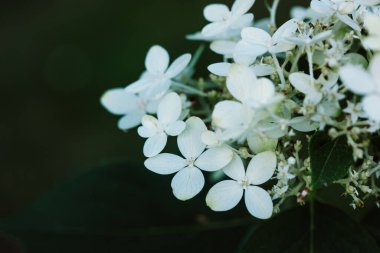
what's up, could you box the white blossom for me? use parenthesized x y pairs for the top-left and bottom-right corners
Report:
(138, 92), (186, 157)
(206, 152), (276, 219)
(125, 45), (191, 99)
(144, 117), (233, 200)
(101, 88), (159, 130)
(363, 13), (380, 51)
(340, 54), (380, 122)
(234, 19), (298, 62)
(201, 0), (255, 39)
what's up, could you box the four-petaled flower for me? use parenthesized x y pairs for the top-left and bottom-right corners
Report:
(125, 45), (191, 99)
(138, 92), (186, 157)
(145, 117), (234, 200)
(201, 0), (255, 38)
(340, 54), (380, 122)
(206, 152), (277, 219)
(101, 88), (159, 130)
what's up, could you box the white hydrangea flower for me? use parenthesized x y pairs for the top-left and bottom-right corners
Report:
(234, 19), (298, 62)
(138, 92), (186, 157)
(289, 72), (323, 104)
(363, 13), (380, 51)
(340, 54), (380, 122)
(290, 6), (322, 20)
(310, 0), (361, 31)
(125, 45), (191, 99)
(201, 0), (255, 38)
(101, 88), (159, 130)
(211, 65), (279, 141)
(144, 117), (234, 200)
(206, 152), (276, 219)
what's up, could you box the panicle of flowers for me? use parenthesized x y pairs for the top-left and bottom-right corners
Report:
(101, 0), (380, 218)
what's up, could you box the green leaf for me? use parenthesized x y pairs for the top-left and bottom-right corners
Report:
(310, 132), (353, 189)
(0, 162), (251, 253)
(240, 203), (380, 253)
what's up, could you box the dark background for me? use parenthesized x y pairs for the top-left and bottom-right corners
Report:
(0, 0), (304, 218)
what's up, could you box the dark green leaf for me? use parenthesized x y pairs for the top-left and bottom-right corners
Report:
(310, 132), (353, 189)
(240, 203), (380, 253)
(0, 162), (251, 253)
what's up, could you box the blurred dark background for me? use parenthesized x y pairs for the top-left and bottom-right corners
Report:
(0, 0), (304, 218)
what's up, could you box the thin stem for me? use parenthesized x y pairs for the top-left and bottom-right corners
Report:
(272, 53), (286, 89)
(172, 81), (207, 97)
(309, 196), (315, 253)
(306, 47), (314, 82)
(270, 0), (281, 28)
(290, 46), (305, 73)
(188, 44), (206, 70)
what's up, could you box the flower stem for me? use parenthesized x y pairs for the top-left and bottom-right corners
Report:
(270, 0), (281, 28)
(272, 53), (286, 89)
(172, 81), (207, 97)
(309, 194), (315, 253)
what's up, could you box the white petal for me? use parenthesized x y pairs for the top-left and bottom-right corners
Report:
(143, 132), (167, 157)
(171, 166), (204, 200)
(201, 22), (228, 37)
(117, 112), (143, 130)
(248, 78), (275, 107)
(290, 116), (319, 132)
(101, 88), (138, 115)
(212, 101), (245, 129)
(337, 14), (360, 31)
(241, 27), (271, 47)
(143, 79), (171, 99)
(195, 147), (233, 172)
(144, 153), (186, 175)
(141, 115), (159, 130)
(289, 72), (315, 94)
(177, 117), (207, 159)
(251, 64), (275, 77)
(157, 92), (182, 125)
(203, 4), (230, 22)
(201, 131), (219, 146)
(138, 125), (156, 138)
(363, 95), (380, 122)
(369, 54), (380, 89)
(310, 0), (334, 15)
(165, 54), (192, 78)
(145, 45), (169, 75)
(223, 153), (246, 181)
(363, 37), (380, 51)
(230, 13), (254, 29)
(339, 65), (376, 95)
(233, 42), (260, 65)
(208, 63), (231, 76)
(210, 40), (237, 56)
(165, 120), (186, 136)
(364, 14), (380, 36)
(206, 180), (244, 211)
(271, 19), (298, 45)
(245, 186), (273, 219)
(246, 151), (276, 185)
(231, 0), (255, 17)
(124, 78), (154, 94)
(357, 0), (380, 6)
(227, 64), (257, 102)
(247, 132), (278, 154)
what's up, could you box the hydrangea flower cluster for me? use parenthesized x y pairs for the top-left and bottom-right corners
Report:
(101, 0), (380, 218)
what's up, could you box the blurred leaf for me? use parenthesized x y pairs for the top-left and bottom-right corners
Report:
(0, 162), (251, 253)
(363, 207), (380, 245)
(310, 132), (353, 189)
(240, 203), (379, 253)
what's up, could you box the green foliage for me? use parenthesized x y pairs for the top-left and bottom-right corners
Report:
(0, 162), (249, 253)
(240, 204), (380, 253)
(310, 132), (353, 189)
(1, 162), (379, 253)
